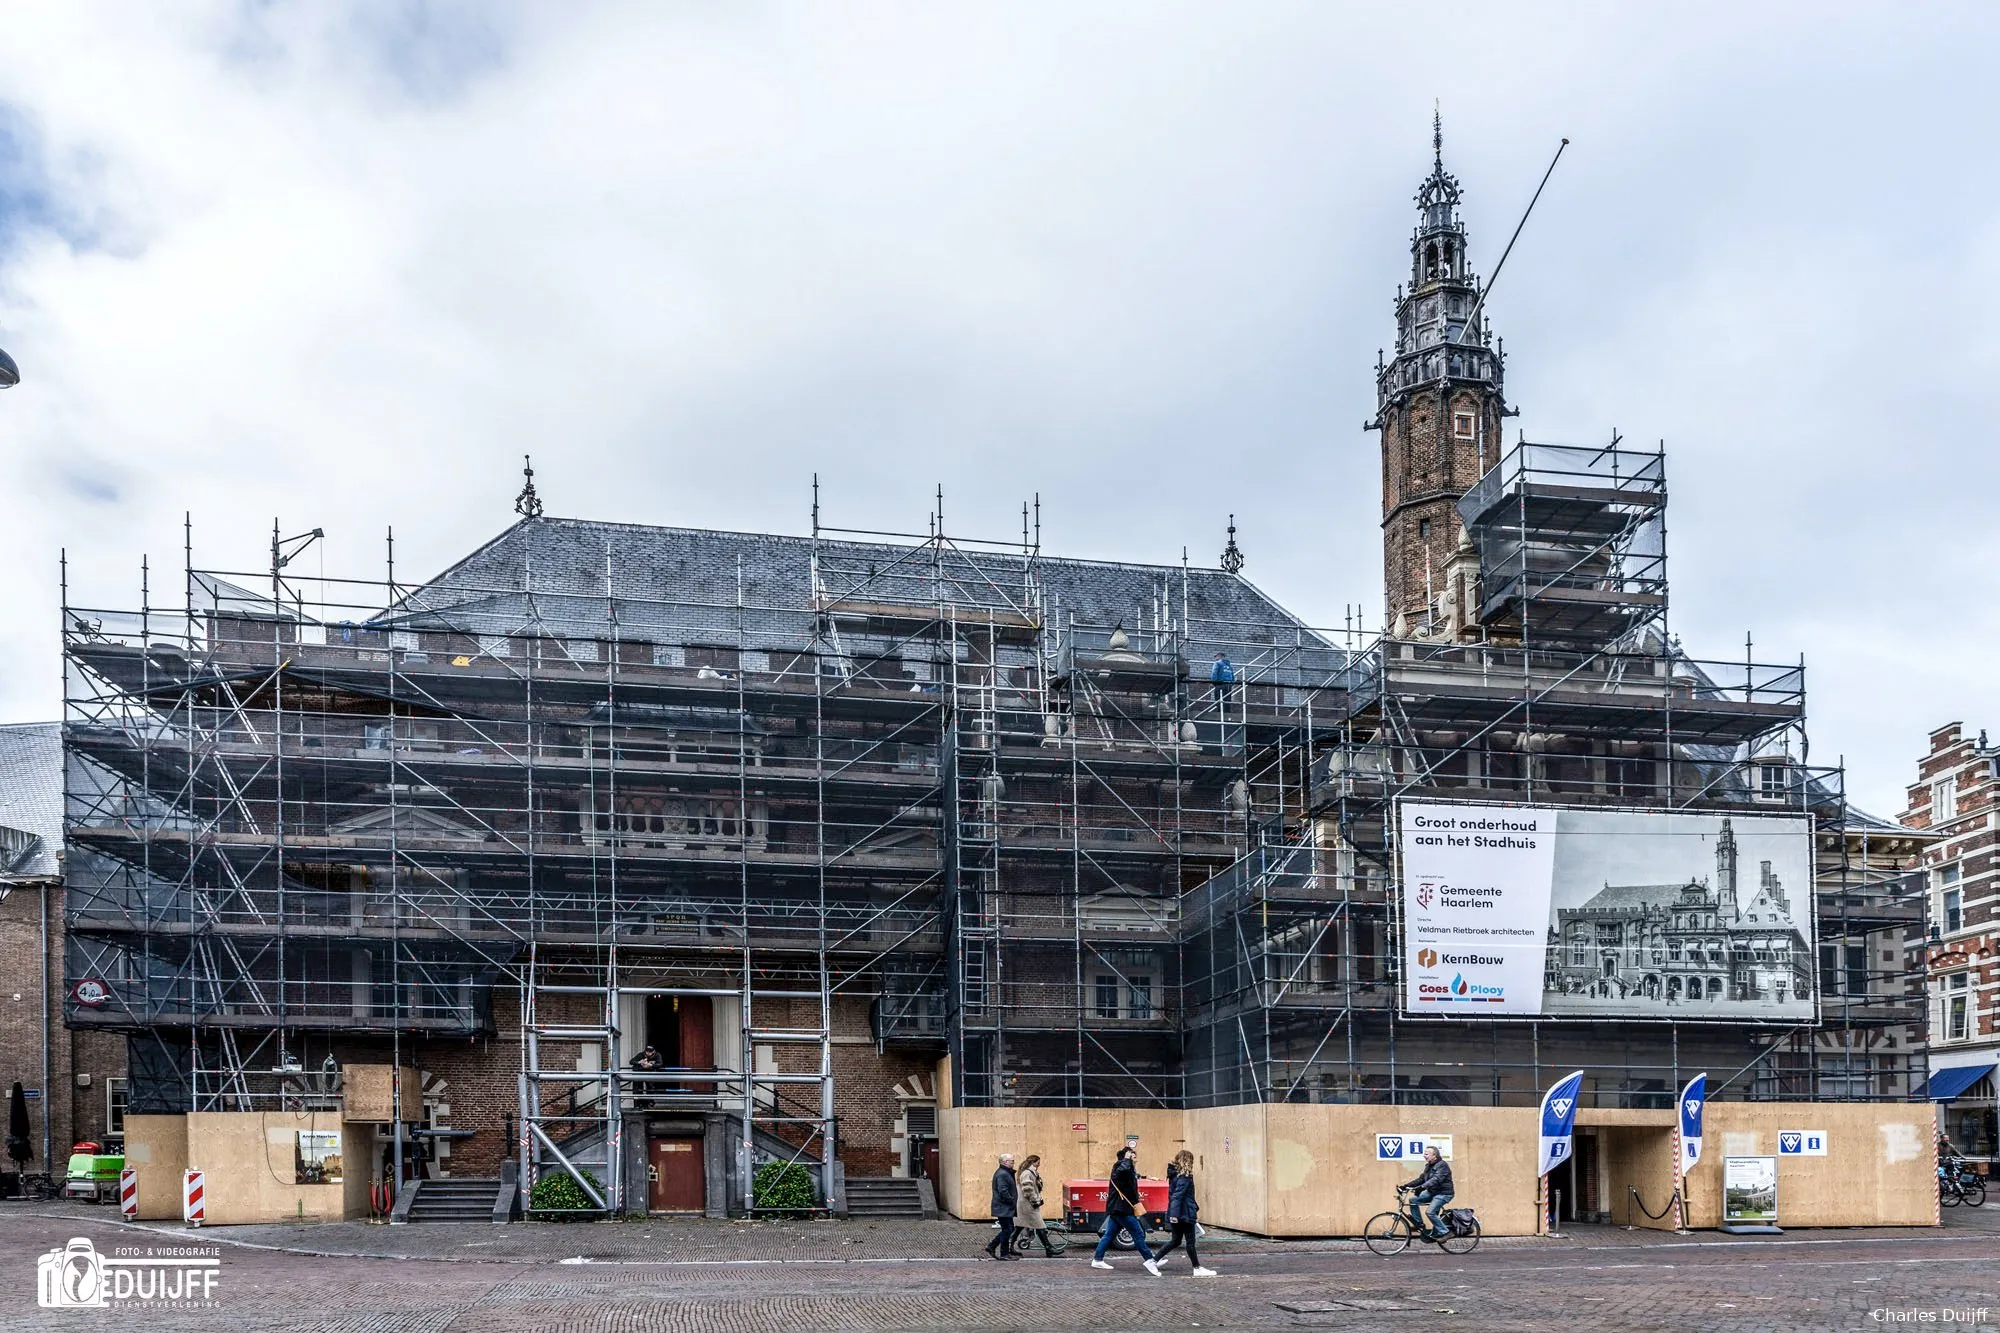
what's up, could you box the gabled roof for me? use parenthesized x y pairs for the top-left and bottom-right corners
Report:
(1571, 881), (1699, 913)
(387, 518), (1342, 683)
(0, 722), (63, 881)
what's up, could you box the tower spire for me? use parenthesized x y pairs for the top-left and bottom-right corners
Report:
(1433, 102), (1442, 168)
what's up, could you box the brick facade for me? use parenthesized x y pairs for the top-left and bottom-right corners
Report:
(1903, 722), (2000, 1160)
(0, 884), (127, 1174)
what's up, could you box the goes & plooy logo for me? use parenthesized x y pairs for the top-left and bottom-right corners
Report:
(38, 1238), (105, 1308)
(1451, 974), (1469, 996)
(1416, 948), (1438, 968)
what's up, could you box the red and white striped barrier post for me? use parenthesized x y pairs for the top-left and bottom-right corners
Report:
(120, 1167), (138, 1221)
(183, 1169), (204, 1227)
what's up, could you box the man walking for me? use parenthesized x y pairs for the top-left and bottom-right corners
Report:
(984, 1153), (1020, 1260)
(1090, 1146), (1162, 1275)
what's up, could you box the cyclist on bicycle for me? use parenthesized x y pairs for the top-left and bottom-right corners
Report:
(1400, 1146), (1455, 1242)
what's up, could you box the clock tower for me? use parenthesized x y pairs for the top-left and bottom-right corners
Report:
(1373, 116), (1509, 639)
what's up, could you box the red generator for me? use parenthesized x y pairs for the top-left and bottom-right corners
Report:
(1063, 1177), (1169, 1246)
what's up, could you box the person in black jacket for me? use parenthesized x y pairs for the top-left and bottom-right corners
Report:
(1090, 1146), (1162, 1274)
(1152, 1151), (1215, 1275)
(984, 1154), (1020, 1260)
(1400, 1147), (1455, 1241)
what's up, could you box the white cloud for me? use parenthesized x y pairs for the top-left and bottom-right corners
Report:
(0, 1), (1993, 815)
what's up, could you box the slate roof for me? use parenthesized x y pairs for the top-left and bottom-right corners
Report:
(0, 721), (63, 881)
(1569, 881), (1698, 914)
(385, 517), (1345, 684)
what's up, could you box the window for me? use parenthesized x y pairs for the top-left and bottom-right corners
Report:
(1418, 518), (1432, 540)
(1453, 411), (1475, 441)
(1669, 940), (1683, 962)
(1755, 763), (1789, 802)
(1946, 888), (1964, 935)
(1128, 976), (1154, 1020)
(1949, 994), (1970, 1041)
(106, 1077), (127, 1138)
(1935, 777), (1959, 824)
(1094, 976), (1120, 1020)
(1845, 944), (1868, 996)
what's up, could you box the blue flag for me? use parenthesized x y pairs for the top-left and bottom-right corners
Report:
(1678, 1074), (1706, 1175)
(1537, 1070), (1586, 1177)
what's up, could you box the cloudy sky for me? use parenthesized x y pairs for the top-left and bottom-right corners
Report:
(0, 3), (1990, 816)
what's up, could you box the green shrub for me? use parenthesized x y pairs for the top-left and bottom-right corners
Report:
(752, 1160), (818, 1216)
(529, 1168), (604, 1218)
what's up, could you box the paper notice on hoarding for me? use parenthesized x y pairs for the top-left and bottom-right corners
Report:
(1400, 803), (1558, 1015)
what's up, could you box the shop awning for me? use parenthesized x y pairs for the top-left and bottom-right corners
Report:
(1918, 1063), (1996, 1101)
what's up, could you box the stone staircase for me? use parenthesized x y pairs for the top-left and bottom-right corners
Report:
(395, 1177), (509, 1224)
(843, 1176), (934, 1219)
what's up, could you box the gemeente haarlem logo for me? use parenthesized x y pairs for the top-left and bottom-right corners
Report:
(37, 1236), (221, 1309)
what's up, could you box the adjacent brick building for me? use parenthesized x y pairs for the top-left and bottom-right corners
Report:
(1904, 722), (2000, 1161)
(0, 721), (125, 1184)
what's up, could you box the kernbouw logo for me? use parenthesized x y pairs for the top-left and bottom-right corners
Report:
(36, 1237), (221, 1310)
(1416, 948), (1439, 968)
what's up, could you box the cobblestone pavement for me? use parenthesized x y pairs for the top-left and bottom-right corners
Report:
(5, 1200), (1995, 1331)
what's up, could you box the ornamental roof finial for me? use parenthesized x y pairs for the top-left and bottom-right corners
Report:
(515, 454), (543, 520)
(1220, 515), (1245, 575)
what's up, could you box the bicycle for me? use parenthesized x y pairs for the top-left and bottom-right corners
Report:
(1940, 1161), (1986, 1209)
(1364, 1187), (1481, 1256)
(1011, 1227), (1071, 1256)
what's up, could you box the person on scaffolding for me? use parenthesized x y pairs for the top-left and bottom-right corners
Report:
(631, 1044), (664, 1108)
(1209, 653), (1235, 708)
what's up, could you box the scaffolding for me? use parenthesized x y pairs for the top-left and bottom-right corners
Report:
(57, 445), (1934, 1223)
(1180, 439), (1932, 1109)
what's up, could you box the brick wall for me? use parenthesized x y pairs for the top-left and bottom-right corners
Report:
(1904, 723), (2000, 1057)
(1379, 384), (1504, 633)
(0, 883), (127, 1173)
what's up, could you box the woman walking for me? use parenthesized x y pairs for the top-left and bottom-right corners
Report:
(1154, 1150), (1215, 1276)
(1090, 1145), (1162, 1275)
(1017, 1155), (1060, 1256)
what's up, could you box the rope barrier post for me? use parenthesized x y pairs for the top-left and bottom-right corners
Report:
(1548, 1187), (1564, 1240)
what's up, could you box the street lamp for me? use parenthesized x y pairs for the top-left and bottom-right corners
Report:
(0, 344), (17, 388)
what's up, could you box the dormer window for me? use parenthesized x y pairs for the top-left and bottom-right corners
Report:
(1453, 411), (1475, 441)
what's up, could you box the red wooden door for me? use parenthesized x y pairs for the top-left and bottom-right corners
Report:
(648, 1138), (705, 1212)
(679, 996), (714, 1069)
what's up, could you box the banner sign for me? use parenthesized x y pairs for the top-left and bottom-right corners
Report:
(1400, 803), (1815, 1020)
(1537, 1070), (1586, 1177)
(1723, 1156), (1778, 1225)
(1375, 1133), (1454, 1162)
(1679, 1074), (1706, 1174)
(1777, 1130), (1827, 1157)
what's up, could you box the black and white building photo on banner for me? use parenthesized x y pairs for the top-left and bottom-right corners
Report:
(1400, 804), (1815, 1021)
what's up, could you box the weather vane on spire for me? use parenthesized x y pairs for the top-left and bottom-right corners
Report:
(515, 454), (543, 520)
(1434, 102), (1443, 167)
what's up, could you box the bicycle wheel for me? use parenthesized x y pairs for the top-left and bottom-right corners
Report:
(1943, 1181), (1961, 1207)
(1439, 1219), (1481, 1255)
(1965, 1180), (1987, 1209)
(1363, 1210), (1413, 1256)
